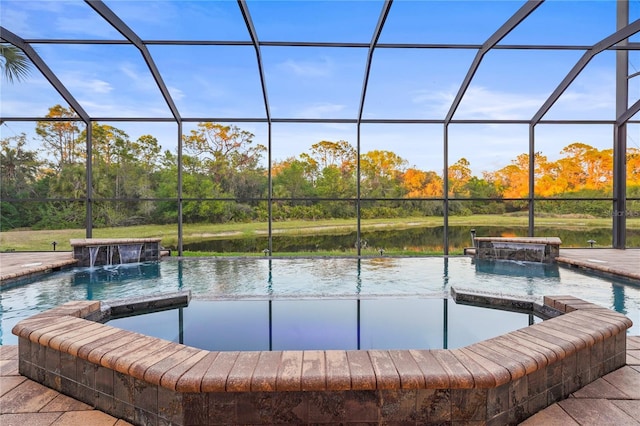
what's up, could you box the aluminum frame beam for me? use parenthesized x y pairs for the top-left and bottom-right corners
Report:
(358, 0), (393, 121)
(237, 1), (271, 123)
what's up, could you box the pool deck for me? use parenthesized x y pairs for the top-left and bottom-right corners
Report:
(0, 249), (639, 425)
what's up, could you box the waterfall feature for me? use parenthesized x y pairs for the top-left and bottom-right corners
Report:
(474, 237), (560, 264)
(492, 242), (546, 263)
(118, 244), (143, 264)
(89, 246), (102, 268)
(71, 238), (161, 267)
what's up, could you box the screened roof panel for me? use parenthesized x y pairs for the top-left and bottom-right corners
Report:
(102, 0), (251, 41)
(247, 0), (384, 43)
(498, 1), (616, 46)
(149, 45), (266, 118)
(363, 48), (476, 119)
(271, 123), (358, 164)
(0, 0), (124, 39)
(262, 46), (367, 119)
(544, 51), (616, 121)
(448, 124), (529, 176)
(35, 43), (172, 118)
(360, 124), (443, 173)
(378, 0), (526, 44)
(455, 49), (584, 120)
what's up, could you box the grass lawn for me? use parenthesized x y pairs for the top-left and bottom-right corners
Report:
(1, 215), (637, 253)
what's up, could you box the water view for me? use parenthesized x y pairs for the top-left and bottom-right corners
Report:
(179, 225), (640, 254)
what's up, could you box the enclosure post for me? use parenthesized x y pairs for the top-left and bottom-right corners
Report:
(614, 0), (629, 249)
(177, 121), (183, 255)
(528, 124), (535, 237)
(85, 121), (92, 238)
(443, 124), (449, 255)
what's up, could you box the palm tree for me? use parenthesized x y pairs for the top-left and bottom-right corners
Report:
(0, 43), (30, 83)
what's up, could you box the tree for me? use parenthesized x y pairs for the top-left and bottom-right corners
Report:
(628, 147), (640, 186)
(0, 44), (30, 83)
(0, 133), (42, 230)
(35, 105), (83, 171)
(402, 168), (443, 198)
(302, 140), (356, 172)
(272, 158), (315, 199)
(486, 153), (530, 199)
(183, 123), (267, 199)
(360, 150), (407, 197)
(1, 133), (41, 198)
(448, 158), (472, 197)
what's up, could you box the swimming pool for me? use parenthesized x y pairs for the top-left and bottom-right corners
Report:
(107, 297), (541, 351)
(1, 256), (639, 345)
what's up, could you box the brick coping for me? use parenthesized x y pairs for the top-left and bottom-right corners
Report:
(474, 236), (562, 245)
(70, 238), (162, 247)
(11, 294), (633, 424)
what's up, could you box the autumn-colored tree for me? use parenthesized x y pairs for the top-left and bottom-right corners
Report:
(628, 147), (640, 186)
(556, 142), (613, 191)
(402, 168), (443, 197)
(448, 157), (472, 197)
(486, 153), (529, 198)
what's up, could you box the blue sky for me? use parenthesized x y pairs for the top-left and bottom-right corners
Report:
(0, 0), (638, 175)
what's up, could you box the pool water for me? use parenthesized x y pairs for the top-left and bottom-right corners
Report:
(108, 298), (539, 351)
(1, 257), (639, 345)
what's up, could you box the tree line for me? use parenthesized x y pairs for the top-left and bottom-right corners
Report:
(2, 105), (640, 231)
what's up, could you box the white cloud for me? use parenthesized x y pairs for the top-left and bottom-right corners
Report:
(119, 63), (161, 93)
(167, 86), (186, 101)
(72, 79), (113, 94)
(279, 57), (333, 78)
(296, 103), (346, 118)
(415, 85), (545, 120)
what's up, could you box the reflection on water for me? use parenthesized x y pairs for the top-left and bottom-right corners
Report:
(108, 298), (541, 351)
(473, 259), (560, 278)
(72, 262), (161, 286)
(180, 225), (640, 253)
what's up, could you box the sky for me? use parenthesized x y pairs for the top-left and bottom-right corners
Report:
(1, 0), (639, 176)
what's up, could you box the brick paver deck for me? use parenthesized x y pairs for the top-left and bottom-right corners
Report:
(0, 345), (132, 426)
(521, 335), (640, 425)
